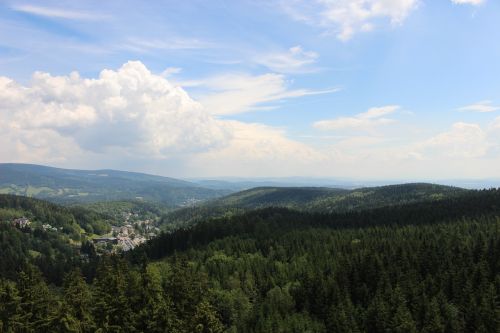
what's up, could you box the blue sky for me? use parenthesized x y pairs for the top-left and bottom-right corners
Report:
(0, 0), (499, 179)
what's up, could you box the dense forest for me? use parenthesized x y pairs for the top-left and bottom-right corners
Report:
(0, 194), (112, 236)
(79, 200), (170, 223)
(160, 183), (468, 228)
(0, 188), (499, 332)
(0, 194), (110, 284)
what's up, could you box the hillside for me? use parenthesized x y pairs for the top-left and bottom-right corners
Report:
(128, 188), (500, 332)
(160, 183), (468, 227)
(143, 187), (500, 259)
(1, 188), (499, 331)
(0, 194), (113, 283)
(213, 183), (465, 210)
(0, 163), (231, 205)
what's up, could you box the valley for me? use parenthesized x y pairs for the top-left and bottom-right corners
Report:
(1, 165), (498, 332)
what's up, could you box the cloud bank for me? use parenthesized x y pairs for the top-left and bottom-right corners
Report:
(1, 62), (500, 179)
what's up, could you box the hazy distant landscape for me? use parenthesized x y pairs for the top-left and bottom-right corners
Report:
(0, 163), (230, 205)
(1, 0), (499, 332)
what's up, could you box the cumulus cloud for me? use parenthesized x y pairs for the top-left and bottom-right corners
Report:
(314, 105), (400, 130)
(457, 100), (499, 113)
(280, 0), (419, 40)
(195, 73), (339, 115)
(0, 61), (230, 159)
(255, 45), (319, 73)
(0, 61), (333, 175)
(3, 62), (499, 179)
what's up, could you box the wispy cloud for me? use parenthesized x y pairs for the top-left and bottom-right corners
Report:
(11, 4), (109, 21)
(195, 73), (339, 115)
(255, 45), (319, 73)
(314, 105), (400, 130)
(451, 0), (485, 5)
(161, 67), (182, 77)
(457, 101), (499, 113)
(120, 38), (214, 53)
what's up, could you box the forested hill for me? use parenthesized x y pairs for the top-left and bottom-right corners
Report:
(216, 183), (465, 211)
(0, 194), (110, 282)
(0, 189), (499, 331)
(0, 163), (230, 205)
(0, 194), (111, 236)
(138, 187), (498, 261)
(160, 183), (468, 227)
(121, 188), (498, 332)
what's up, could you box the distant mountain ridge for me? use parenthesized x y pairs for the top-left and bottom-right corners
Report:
(0, 163), (230, 205)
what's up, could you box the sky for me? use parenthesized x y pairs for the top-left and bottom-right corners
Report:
(1, 0), (500, 180)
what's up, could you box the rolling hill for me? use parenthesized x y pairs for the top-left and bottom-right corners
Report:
(129, 188), (500, 332)
(160, 183), (469, 227)
(0, 163), (231, 205)
(0, 194), (114, 283)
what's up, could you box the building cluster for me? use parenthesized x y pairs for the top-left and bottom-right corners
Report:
(42, 223), (58, 232)
(11, 217), (61, 233)
(92, 213), (160, 253)
(12, 217), (31, 229)
(9, 211), (161, 254)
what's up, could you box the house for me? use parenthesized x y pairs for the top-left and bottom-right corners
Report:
(121, 225), (134, 236)
(42, 224), (58, 232)
(92, 237), (118, 245)
(12, 217), (31, 229)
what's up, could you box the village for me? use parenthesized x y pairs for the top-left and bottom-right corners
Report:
(92, 211), (161, 253)
(10, 210), (162, 254)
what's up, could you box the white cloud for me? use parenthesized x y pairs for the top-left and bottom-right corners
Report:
(161, 67), (182, 77)
(280, 0), (419, 40)
(314, 105), (400, 130)
(491, 116), (500, 129)
(451, 0), (485, 5)
(279, 1), (485, 41)
(0, 61), (230, 159)
(3, 62), (500, 179)
(457, 100), (499, 113)
(195, 73), (339, 115)
(11, 4), (109, 20)
(418, 122), (488, 158)
(190, 121), (326, 176)
(121, 38), (213, 53)
(0, 61), (330, 176)
(255, 45), (319, 73)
